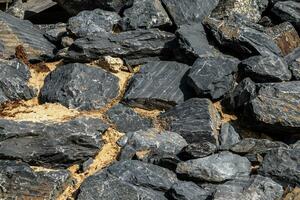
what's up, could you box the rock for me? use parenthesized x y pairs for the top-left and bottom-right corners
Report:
(93, 56), (125, 73)
(118, 128), (187, 161)
(160, 98), (221, 144)
(239, 53), (292, 82)
(285, 47), (300, 80)
(67, 9), (121, 38)
(259, 148), (300, 186)
(161, 0), (219, 26)
(0, 160), (71, 200)
(106, 104), (153, 133)
(0, 59), (36, 107)
(187, 54), (239, 100)
(0, 11), (55, 60)
(219, 123), (241, 150)
(179, 142), (217, 160)
(120, 0), (171, 30)
(176, 151), (251, 182)
(290, 59), (300, 80)
(44, 23), (67, 44)
(40, 63), (119, 111)
(123, 61), (191, 110)
(61, 36), (74, 47)
(210, 0), (269, 23)
(291, 140), (300, 149)
(166, 181), (210, 200)
(65, 29), (176, 62)
(0, 117), (108, 168)
(6, 0), (25, 19)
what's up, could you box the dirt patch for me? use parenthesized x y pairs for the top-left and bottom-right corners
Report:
(284, 187), (300, 200)
(214, 101), (238, 123)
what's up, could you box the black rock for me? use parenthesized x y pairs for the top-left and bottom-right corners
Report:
(239, 53), (292, 82)
(259, 148), (300, 186)
(176, 151), (251, 182)
(285, 47), (300, 80)
(0, 117), (108, 168)
(68, 9), (121, 38)
(219, 123), (241, 150)
(123, 61), (191, 110)
(160, 98), (221, 144)
(0, 160), (71, 200)
(40, 63), (119, 111)
(44, 23), (67, 44)
(0, 59), (36, 107)
(120, 0), (172, 30)
(179, 142), (217, 160)
(161, 0), (219, 26)
(187, 54), (239, 100)
(0, 11), (55, 60)
(167, 181), (210, 200)
(106, 104), (153, 133)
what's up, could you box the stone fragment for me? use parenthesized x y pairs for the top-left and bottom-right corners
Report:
(44, 23), (67, 44)
(167, 181), (210, 200)
(285, 47), (300, 80)
(93, 56), (124, 73)
(219, 123), (240, 150)
(179, 142), (217, 160)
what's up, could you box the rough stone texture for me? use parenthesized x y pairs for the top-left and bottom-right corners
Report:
(120, 0), (171, 30)
(179, 142), (217, 160)
(239, 53), (292, 82)
(123, 61), (191, 110)
(40, 63), (119, 111)
(161, 0), (219, 26)
(0, 11), (55, 60)
(167, 181), (210, 200)
(0, 160), (71, 200)
(291, 140), (300, 149)
(219, 123), (241, 150)
(176, 151), (251, 182)
(0, 117), (108, 168)
(68, 9), (121, 38)
(285, 47), (300, 80)
(65, 29), (176, 62)
(259, 148), (300, 186)
(160, 98), (221, 144)
(106, 104), (153, 133)
(0, 59), (36, 107)
(44, 23), (67, 44)
(187, 54), (239, 100)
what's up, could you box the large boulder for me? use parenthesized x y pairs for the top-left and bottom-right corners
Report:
(40, 63), (119, 111)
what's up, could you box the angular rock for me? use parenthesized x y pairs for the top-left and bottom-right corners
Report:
(285, 47), (300, 80)
(120, 0), (171, 30)
(0, 59), (36, 107)
(160, 98), (221, 144)
(259, 148), (300, 186)
(239, 53), (292, 82)
(161, 0), (219, 26)
(167, 181), (210, 200)
(176, 151), (251, 182)
(44, 23), (67, 44)
(123, 61), (191, 110)
(68, 9), (121, 38)
(179, 142), (217, 160)
(106, 104), (153, 133)
(291, 140), (300, 149)
(187, 54), (239, 100)
(0, 11), (55, 60)
(40, 63), (119, 111)
(219, 123), (241, 150)
(0, 160), (71, 200)
(0, 117), (108, 168)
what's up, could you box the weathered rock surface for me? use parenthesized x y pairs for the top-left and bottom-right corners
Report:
(187, 55), (239, 100)
(0, 11), (55, 60)
(259, 148), (300, 186)
(167, 181), (210, 200)
(68, 9), (121, 37)
(179, 142), (217, 160)
(285, 47), (300, 80)
(44, 23), (67, 44)
(0, 160), (71, 200)
(176, 151), (251, 182)
(40, 63), (119, 110)
(123, 61), (191, 110)
(160, 98), (220, 144)
(0, 117), (108, 168)
(219, 123), (241, 150)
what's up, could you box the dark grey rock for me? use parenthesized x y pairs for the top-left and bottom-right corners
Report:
(123, 61), (191, 110)
(285, 47), (300, 80)
(0, 11), (55, 60)
(161, 0), (219, 26)
(0, 160), (71, 200)
(187, 54), (239, 100)
(239, 53), (292, 82)
(68, 9), (121, 38)
(219, 123), (240, 150)
(44, 23), (67, 44)
(179, 142), (217, 160)
(290, 60), (300, 80)
(167, 181), (210, 200)
(160, 98), (221, 144)
(0, 59), (36, 107)
(291, 140), (300, 149)
(106, 104), (153, 133)
(176, 151), (251, 182)
(120, 0), (171, 30)
(40, 63), (119, 111)
(0, 117), (108, 168)
(259, 148), (300, 186)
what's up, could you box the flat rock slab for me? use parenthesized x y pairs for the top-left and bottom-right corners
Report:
(40, 63), (119, 111)
(123, 61), (191, 110)
(176, 151), (251, 182)
(0, 59), (36, 107)
(0, 11), (55, 60)
(0, 117), (108, 168)
(179, 142), (217, 160)
(160, 98), (220, 144)
(0, 160), (71, 200)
